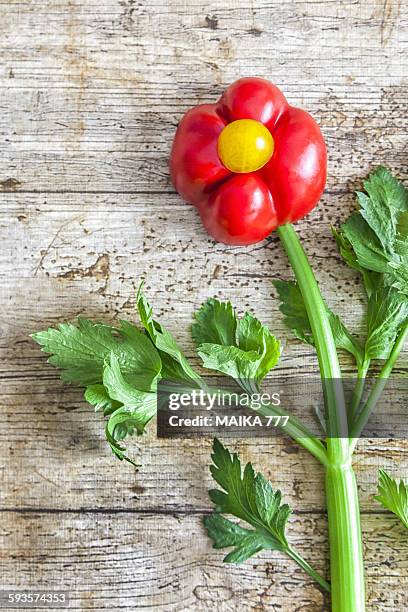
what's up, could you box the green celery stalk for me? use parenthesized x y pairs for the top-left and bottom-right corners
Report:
(278, 224), (365, 612)
(350, 322), (408, 448)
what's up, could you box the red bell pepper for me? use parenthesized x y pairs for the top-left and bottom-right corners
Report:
(170, 77), (327, 245)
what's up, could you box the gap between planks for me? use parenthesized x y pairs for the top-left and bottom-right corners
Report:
(0, 507), (392, 516)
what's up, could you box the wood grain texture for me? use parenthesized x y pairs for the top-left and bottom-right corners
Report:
(1, 512), (408, 611)
(0, 0), (406, 193)
(0, 0), (407, 610)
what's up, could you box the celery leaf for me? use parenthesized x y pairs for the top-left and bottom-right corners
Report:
(31, 318), (161, 389)
(84, 384), (121, 415)
(192, 298), (237, 346)
(337, 167), (408, 298)
(204, 440), (330, 591)
(376, 469), (408, 530)
(204, 438), (290, 562)
(273, 279), (364, 367)
(365, 285), (408, 359)
(194, 299), (281, 392)
(137, 282), (202, 386)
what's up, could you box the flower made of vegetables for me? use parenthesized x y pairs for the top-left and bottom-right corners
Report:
(170, 77), (327, 245)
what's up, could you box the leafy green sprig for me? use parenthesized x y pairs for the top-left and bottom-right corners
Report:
(32, 283), (203, 464)
(204, 439), (330, 591)
(193, 297), (281, 394)
(192, 297), (328, 464)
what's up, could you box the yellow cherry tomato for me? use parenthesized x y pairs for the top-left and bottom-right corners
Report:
(217, 119), (274, 173)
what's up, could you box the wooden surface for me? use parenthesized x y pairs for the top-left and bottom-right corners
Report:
(1, 1), (407, 610)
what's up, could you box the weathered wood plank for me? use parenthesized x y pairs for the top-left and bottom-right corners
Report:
(0, 0), (406, 192)
(0, 191), (384, 343)
(1, 511), (407, 611)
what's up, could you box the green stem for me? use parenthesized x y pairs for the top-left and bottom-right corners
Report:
(277, 224), (348, 440)
(278, 224), (365, 612)
(350, 322), (408, 450)
(348, 359), (370, 424)
(325, 462), (365, 610)
(287, 546), (331, 593)
(256, 402), (328, 466)
(214, 387), (328, 466)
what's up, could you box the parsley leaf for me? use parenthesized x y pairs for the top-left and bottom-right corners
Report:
(204, 438), (291, 559)
(375, 469), (408, 530)
(204, 513), (276, 563)
(194, 299), (281, 392)
(204, 439), (330, 591)
(273, 279), (364, 367)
